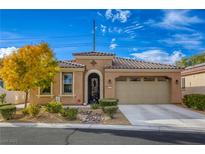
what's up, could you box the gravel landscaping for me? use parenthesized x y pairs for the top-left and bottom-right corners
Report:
(0, 107), (130, 125)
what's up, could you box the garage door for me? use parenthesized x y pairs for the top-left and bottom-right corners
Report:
(116, 77), (170, 104)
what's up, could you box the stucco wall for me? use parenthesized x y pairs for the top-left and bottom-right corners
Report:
(29, 69), (84, 105)
(0, 87), (25, 104)
(182, 72), (205, 95)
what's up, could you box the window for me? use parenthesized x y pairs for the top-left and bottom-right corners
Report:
(144, 77), (155, 81)
(40, 85), (51, 95)
(181, 78), (185, 89)
(130, 77), (141, 81)
(157, 77), (167, 81)
(0, 80), (4, 88)
(63, 73), (73, 94)
(116, 76), (127, 81)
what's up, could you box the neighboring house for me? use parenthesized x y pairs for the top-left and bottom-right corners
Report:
(29, 51), (182, 105)
(0, 79), (26, 104)
(181, 62), (205, 96)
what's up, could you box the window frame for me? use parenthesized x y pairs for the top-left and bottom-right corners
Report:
(144, 77), (155, 82)
(129, 77), (141, 82)
(38, 83), (53, 96)
(62, 72), (73, 95)
(181, 77), (186, 89)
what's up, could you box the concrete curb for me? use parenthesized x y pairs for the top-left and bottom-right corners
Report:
(0, 122), (205, 133)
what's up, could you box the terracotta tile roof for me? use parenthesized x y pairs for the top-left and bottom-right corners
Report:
(73, 51), (115, 56)
(105, 57), (181, 70)
(58, 60), (85, 68)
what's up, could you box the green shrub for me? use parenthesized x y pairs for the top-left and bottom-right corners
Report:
(60, 107), (70, 117)
(22, 108), (29, 115)
(25, 104), (41, 117)
(46, 101), (62, 113)
(183, 94), (205, 110)
(91, 103), (100, 110)
(0, 93), (6, 104)
(102, 106), (118, 119)
(0, 103), (12, 107)
(99, 98), (118, 107)
(0, 105), (16, 120)
(60, 107), (78, 120)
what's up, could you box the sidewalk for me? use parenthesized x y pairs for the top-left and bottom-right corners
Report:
(1, 122), (205, 133)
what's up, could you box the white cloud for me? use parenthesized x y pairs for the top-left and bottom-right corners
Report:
(109, 38), (118, 50)
(0, 47), (18, 58)
(131, 50), (185, 64)
(97, 11), (103, 17)
(163, 32), (203, 49)
(108, 27), (122, 33)
(105, 9), (131, 23)
(100, 24), (107, 34)
(159, 10), (203, 31)
(109, 43), (118, 50)
(124, 23), (143, 34)
(132, 48), (138, 51)
(111, 38), (116, 42)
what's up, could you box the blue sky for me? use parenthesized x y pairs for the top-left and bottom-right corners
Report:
(0, 9), (205, 64)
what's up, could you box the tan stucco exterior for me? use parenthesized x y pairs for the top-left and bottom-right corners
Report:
(29, 53), (182, 105)
(181, 66), (205, 96)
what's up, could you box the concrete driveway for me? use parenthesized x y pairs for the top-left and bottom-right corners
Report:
(119, 104), (205, 128)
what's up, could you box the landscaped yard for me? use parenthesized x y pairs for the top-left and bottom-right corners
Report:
(0, 107), (129, 125)
(0, 98), (130, 125)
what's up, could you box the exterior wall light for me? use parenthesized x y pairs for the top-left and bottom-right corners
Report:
(108, 79), (112, 84)
(176, 80), (179, 85)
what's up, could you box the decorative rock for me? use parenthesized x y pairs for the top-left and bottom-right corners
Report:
(79, 110), (102, 124)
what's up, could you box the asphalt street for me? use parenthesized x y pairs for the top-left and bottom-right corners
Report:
(0, 127), (205, 145)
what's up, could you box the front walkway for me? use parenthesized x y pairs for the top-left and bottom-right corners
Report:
(119, 104), (205, 128)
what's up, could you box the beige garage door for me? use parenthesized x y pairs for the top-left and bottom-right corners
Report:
(116, 77), (170, 104)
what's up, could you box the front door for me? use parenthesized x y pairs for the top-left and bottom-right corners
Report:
(88, 73), (100, 104)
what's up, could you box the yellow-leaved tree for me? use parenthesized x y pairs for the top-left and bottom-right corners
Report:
(0, 43), (59, 108)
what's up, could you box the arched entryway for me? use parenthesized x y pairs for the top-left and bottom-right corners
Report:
(84, 69), (103, 105)
(88, 73), (100, 104)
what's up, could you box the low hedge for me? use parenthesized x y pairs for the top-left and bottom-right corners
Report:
(99, 98), (118, 107)
(183, 94), (205, 110)
(60, 107), (78, 120)
(46, 101), (62, 113)
(0, 105), (16, 120)
(0, 103), (12, 107)
(102, 106), (118, 119)
(90, 103), (100, 110)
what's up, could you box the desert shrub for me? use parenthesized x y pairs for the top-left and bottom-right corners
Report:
(60, 107), (70, 117)
(22, 108), (29, 115)
(91, 103), (100, 110)
(26, 104), (41, 117)
(102, 106), (118, 119)
(60, 107), (78, 120)
(0, 93), (6, 104)
(183, 94), (205, 110)
(0, 103), (12, 107)
(46, 101), (62, 113)
(99, 98), (118, 107)
(0, 105), (16, 120)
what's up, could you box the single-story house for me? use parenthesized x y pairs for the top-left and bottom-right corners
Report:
(29, 51), (182, 105)
(181, 62), (205, 96)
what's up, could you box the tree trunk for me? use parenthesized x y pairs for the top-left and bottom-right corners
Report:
(24, 91), (29, 108)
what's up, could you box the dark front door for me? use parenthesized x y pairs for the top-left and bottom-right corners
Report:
(88, 73), (100, 104)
